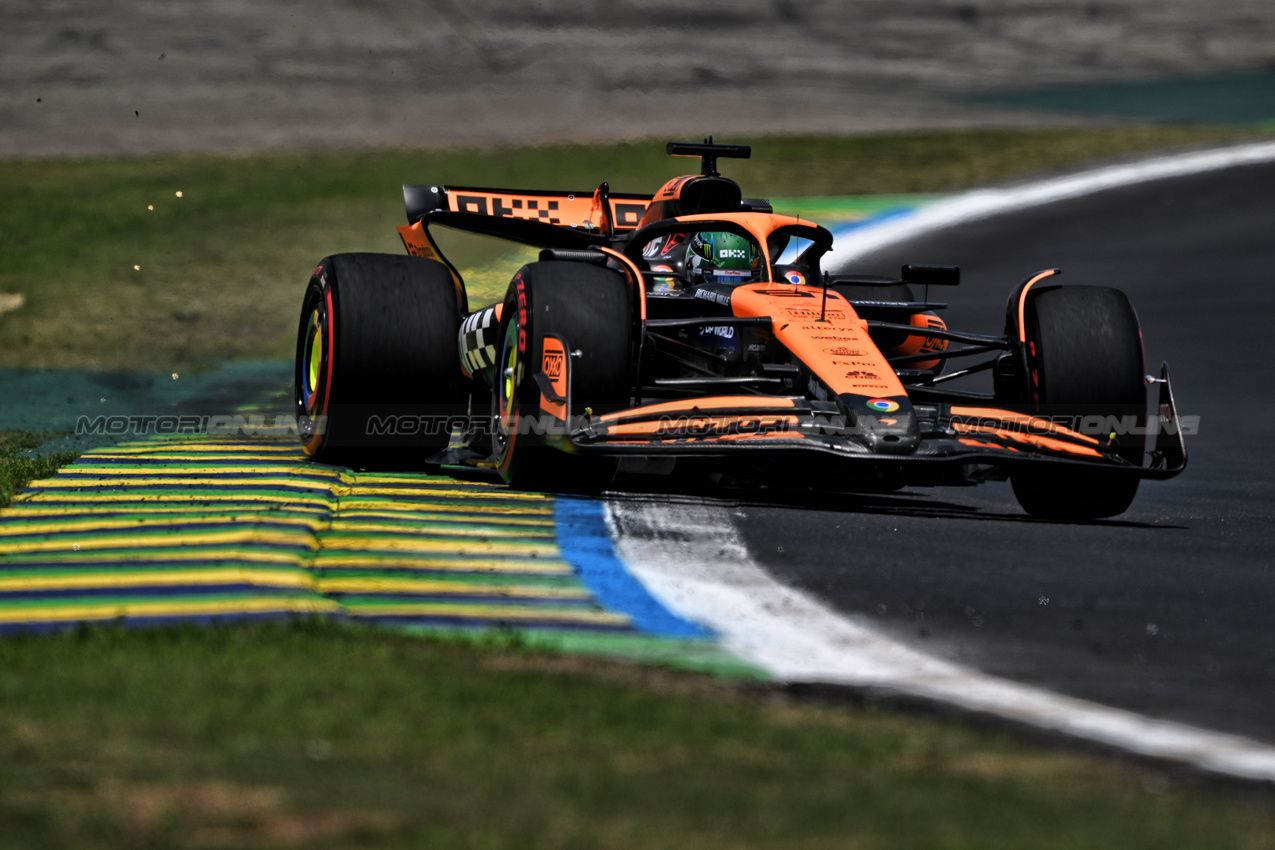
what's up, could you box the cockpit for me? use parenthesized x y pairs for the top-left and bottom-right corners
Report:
(630, 219), (833, 295)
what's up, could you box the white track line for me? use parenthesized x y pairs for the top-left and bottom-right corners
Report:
(825, 139), (1275, 267)
(605, 142), (1275, 781)
(608, 500), (1275, 782)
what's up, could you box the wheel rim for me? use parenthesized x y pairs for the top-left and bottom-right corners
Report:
(295, 288), (331, 454)
(302, 307), (324, 413)
(493, 315), (521, 465)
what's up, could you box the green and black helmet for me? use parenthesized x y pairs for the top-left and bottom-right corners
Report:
(686, 231), (761, 284)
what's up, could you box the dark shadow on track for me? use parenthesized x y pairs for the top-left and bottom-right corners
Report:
(605, 475), (1184, 530)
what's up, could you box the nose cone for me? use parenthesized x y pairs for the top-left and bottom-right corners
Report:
(838, 394), (920, 455)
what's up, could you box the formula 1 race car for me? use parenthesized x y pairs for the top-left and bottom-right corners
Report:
(294, 141), (1186, 519)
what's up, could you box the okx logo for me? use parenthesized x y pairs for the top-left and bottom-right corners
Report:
(543, 350), (564, 380)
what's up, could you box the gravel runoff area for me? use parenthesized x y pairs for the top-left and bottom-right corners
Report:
(3, 0), (1274, 157)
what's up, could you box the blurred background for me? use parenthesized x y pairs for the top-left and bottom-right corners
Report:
(3, 0), (1273, 156)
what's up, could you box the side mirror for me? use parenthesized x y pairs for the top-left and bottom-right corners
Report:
(902, 264), (960, 287)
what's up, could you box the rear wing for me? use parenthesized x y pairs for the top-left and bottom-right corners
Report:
(398, 141), (763, 260)
(395, 183), (655, 314)
(403, 183), (653, 237)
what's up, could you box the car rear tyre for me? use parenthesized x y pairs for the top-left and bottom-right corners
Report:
(295, 253), (468, 469)
(1010, 285), (1146, 519)
(492, 261), (632, 493)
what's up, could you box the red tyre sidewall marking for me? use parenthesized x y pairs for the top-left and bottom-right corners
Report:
(322, 286), (335, 417)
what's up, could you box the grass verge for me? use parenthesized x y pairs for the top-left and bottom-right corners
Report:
(0, 126), (1266, 372)
(0, 431), (78, 509)
(1, 621), (1272, 850)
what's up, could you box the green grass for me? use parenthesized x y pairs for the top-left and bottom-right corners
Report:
(0, 126), (1265, 372)
(0, 431), (78, 508)
(1, 621), (1272, 850)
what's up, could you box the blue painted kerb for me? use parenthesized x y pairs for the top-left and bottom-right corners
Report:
(553, 497), (713, 639)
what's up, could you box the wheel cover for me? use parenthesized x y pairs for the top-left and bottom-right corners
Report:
(493, 315), (522, 468)
(302, 307), (324, 413)
(295, 288), (332, 456)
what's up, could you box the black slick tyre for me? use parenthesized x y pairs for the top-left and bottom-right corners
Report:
(295, 253), (468, 469)
(492, 261), (631, 493)
(1010, 285), (1146, 520)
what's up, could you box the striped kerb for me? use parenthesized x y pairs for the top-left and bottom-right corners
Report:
(0, 434), (630, 634)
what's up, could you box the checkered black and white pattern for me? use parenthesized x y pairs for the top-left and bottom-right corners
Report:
(458, 304), (501, 380)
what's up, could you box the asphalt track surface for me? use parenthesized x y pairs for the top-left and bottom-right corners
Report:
(688, 157), (1275, 746)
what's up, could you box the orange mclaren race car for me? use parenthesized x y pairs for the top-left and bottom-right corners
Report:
(294, 141), (1186, 519)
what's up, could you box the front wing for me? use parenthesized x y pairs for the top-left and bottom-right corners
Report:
(532, 353), (1187, 482)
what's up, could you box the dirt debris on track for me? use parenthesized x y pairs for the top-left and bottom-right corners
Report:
(3, 0), (1274, 157)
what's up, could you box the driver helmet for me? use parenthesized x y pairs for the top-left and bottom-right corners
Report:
(686, 231), (760, 285)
